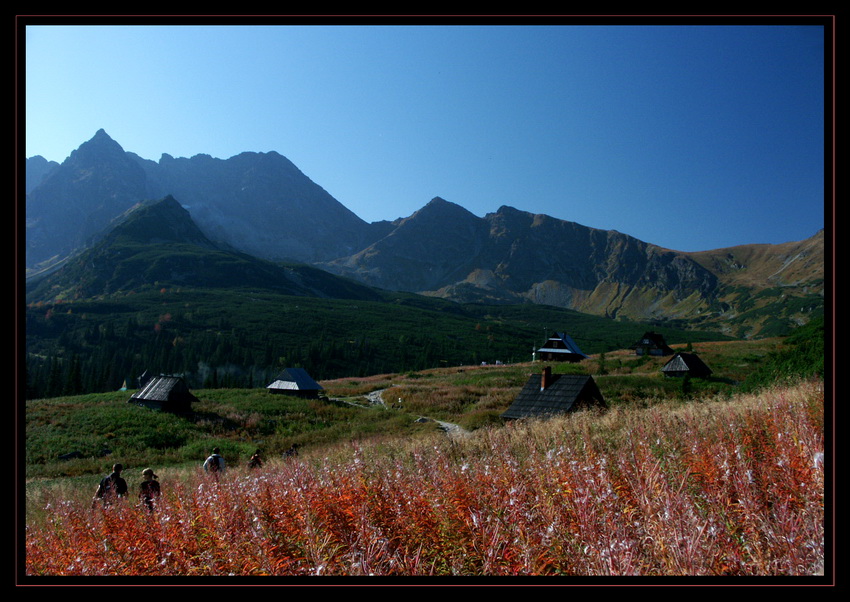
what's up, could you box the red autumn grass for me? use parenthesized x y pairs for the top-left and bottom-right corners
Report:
(25, 379), (825, 577)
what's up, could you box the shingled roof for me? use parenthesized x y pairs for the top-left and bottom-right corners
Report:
(501, 368), (605, 420)
(630, 331), (674, 356)
(536, 332), (588, 363)
(128, 375), (198, 413)
(267, 367), (324, 397)
(661, 352), (713, 378)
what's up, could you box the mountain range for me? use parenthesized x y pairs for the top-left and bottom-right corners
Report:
(24, 129), (824, 338)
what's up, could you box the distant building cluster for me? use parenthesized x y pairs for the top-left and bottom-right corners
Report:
(504, 330), (713, 421)
(126, 366), (326, 415)
(123, 330), (712, 427)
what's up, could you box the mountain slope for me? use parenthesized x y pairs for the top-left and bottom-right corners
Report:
(25, 130), (381, 271)
(322, 199), (823, 337)
(687, 230), (824, 290)
(132, 149), (377, 263)
(24, 196), (385, 304)
(26, 129), (150, 270)
(683, 231), (825, 337)
(24, 155), (59, 194)
(25, 131), (824, 337)
(324, 200), (723, 319)
(327, 197), (491, 292)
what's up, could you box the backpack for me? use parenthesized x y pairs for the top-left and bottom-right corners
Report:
(208, 454), (222, 472)
(97, 473), (125, 498)
(96, 475), (113, 498)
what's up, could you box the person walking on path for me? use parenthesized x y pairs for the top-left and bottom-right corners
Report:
(93, 463), (128, 507)
(203, 447), (226, 476)
(138, 468), (161, 512)
(247, 449), (263, 469)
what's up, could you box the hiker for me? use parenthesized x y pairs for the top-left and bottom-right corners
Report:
(203, 447), (226, 475)
(247, 449), (263, 469)
(138, 468), (161, 512)
(93, 463), (128, 507)
(283, 443), (300, 458)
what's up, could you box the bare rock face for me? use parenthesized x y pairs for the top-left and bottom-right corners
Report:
(138, 150), (375, 264)
(322, 200), (723, 323)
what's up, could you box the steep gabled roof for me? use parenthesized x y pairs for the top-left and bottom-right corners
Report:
(131, 376), (197, 402)
(630, 331), (674, 353)
(129, 375), (198, 412)
(661, 352), (712, 377)
(501, 371), (605, 420)
(266, 367), (323, 392)
(536, 332), (588, 359)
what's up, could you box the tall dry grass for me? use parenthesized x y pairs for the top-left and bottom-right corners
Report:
(24, 379), (825, 577)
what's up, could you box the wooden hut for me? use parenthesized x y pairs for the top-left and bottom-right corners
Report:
(266, 368), (324, 398)
(128, 375), (198, 413)
(501, 367), (605, 420)
(535, 332), (589, 363)
(630, 331), (674, 356)
(661, 352), (713, 378)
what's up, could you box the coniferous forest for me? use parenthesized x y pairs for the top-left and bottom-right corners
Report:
(24, 286), (733, 400)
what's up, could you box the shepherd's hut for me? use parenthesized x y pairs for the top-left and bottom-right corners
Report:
(501, 367), (606, 420)
(266, 368), (324, 398)
(661, 352), (713, 378)
(128, 375), (198, 413)
(535, 332), (589, 363)
(630, 331), (674, 356)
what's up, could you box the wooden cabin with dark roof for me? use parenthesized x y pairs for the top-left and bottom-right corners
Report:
(630, 331), (674, 356)
(501, 367), (606, 420)
(661, 352), (713, 378)
(266, 368), (324, 398)
(128, 375), (198, 414)
(535, 332), (589, 363)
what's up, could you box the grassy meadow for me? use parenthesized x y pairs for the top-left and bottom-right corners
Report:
(22, 321), (827, 578)
(24, 378), (824, 577)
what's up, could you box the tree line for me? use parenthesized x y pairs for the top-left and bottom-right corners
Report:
(24, 300), (519, 399)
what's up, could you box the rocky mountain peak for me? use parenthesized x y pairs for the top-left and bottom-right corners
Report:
(409, 197), (477, 222)
(25, 155), (59, 194)
(26, 130), (150, 269)
(68, 128), (126, 163)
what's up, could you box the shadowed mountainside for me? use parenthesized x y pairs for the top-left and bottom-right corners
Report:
(25, 130), (824, 337)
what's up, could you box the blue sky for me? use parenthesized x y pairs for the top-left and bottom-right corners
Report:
(23, 22), (827, 252)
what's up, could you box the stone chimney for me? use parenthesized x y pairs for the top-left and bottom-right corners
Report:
(540, 366), (552, 391)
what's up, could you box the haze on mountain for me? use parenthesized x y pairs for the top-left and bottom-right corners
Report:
(25, 129), (381, 271)
(24, 194), (386, 304)
(24, 130), (824, 338)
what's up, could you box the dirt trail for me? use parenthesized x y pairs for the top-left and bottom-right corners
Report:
(365, 388), (470, 439)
